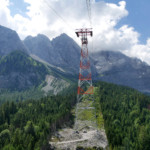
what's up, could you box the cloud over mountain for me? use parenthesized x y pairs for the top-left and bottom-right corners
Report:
(1, 0), (150, 64)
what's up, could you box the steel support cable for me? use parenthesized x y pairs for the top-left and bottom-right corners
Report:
(43, 0), (74, 32)
(85, 0), (99, 131)
(86, 0), (92, 27)
(86, 0), (94, 62)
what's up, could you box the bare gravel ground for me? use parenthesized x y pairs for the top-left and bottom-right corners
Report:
(49, 127), (108, 150)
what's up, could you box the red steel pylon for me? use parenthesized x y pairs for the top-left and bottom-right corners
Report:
(74, 28), (97, 130)
(76, 28), (93, 97)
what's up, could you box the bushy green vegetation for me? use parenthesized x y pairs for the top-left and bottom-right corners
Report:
(95, 82), (150, 150)
(0, 93), (76, 150)
(0, 51), (48, 77)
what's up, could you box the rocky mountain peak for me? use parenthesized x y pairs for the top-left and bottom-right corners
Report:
(24, 33), (81, 73)
(24, 34), (53, 63)
(0, 25), (28, 56)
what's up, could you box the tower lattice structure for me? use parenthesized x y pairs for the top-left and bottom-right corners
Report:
(74, 28), (97, 130)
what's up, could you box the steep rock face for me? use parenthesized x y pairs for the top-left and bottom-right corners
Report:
(51, 34), (80, 71)
(24, 33), (81, 73)
(92, 51), (150, 93)
(24, 34), (53, 64)
(0, 25), (27, 56)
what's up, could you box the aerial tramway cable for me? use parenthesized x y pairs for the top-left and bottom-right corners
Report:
(43, 0), (74, 31)
(43, 0), (94, 50)
(86, 0), (94, 54)
(86, 0), (92, 27)
(43, 0), (93, 32)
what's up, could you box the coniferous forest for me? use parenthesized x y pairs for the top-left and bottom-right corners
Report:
(0, 93), (76, 150)
(95, 82), (150, 150)
(0, 81), (150, 149)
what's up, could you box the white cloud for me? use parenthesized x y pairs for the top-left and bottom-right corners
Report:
(1, 0), (150, 64)
(124, 39), (150, 64)
(0, 0), (12, 26)
(0, 0), (128, 39)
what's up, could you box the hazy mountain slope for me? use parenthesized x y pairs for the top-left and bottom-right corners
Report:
(0, 51), (72, 104)
(0, 51), (48, 90)
(92, 51), (150, 93)
(0, 25), (28, 56)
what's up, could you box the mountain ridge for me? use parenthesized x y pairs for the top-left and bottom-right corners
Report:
(1, 25), (150, 94)
(24, 33), (81, 74)
(92, 50), (150, 93)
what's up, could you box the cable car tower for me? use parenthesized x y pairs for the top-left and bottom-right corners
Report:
(74, 28), (97, 130)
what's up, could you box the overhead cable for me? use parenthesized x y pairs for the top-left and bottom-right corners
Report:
(43, 0), (74, 31)
(86, 0), (92, 27)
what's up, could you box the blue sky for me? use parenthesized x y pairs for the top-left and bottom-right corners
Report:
(9, 0), (29, 18)
(96, 0), (150, 44)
